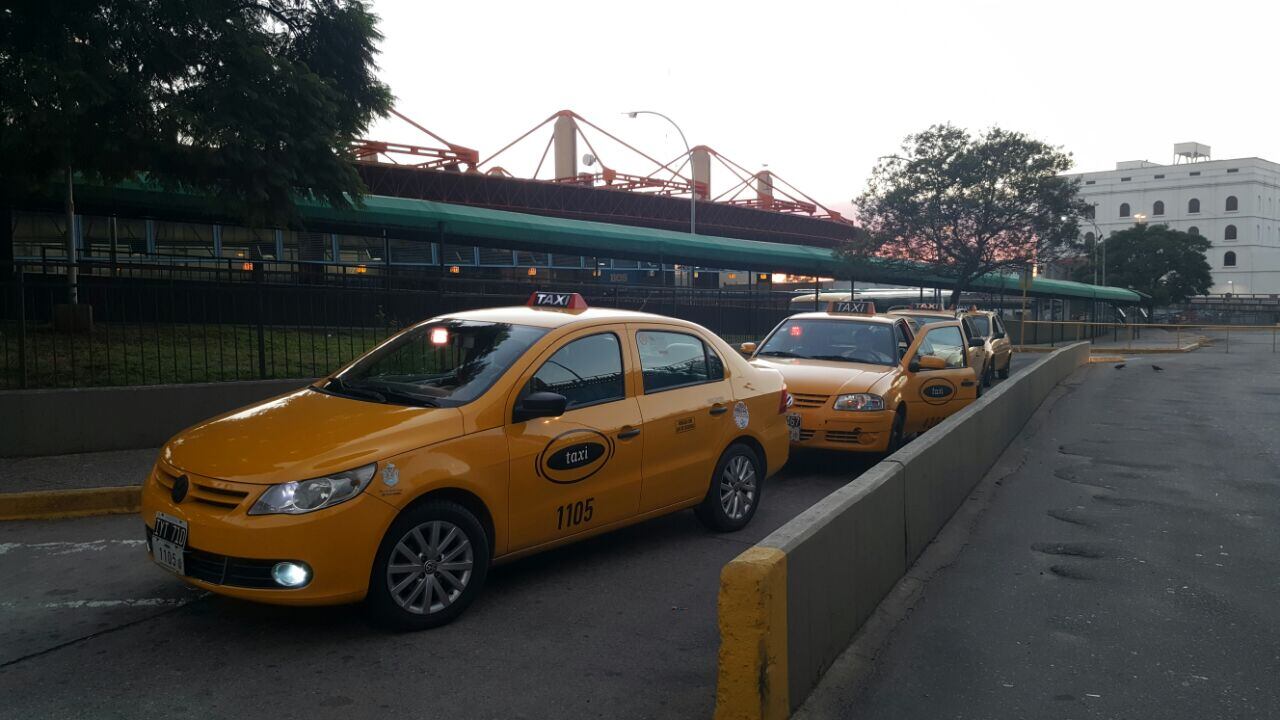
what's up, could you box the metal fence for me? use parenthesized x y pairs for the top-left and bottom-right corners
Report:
(0, 260), (795, 390)
(1014, 319), (1280, 354)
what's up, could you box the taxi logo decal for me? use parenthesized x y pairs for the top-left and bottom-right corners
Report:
(828, 300), (876, 315)
(921, 380), (955, 405)
(537, 429), (615, 484)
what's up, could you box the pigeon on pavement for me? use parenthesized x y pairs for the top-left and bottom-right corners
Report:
(1114, 363), (1126, 369)
(1151, 365), (1164, 372)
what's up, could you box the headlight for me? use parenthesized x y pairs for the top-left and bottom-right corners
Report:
(248, 464), (377, 516)
(833, 393), (886, 411)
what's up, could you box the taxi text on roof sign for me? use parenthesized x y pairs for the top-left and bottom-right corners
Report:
(527, 291), (589, 310)
(910, 302), (943, 310)
(827, 300), (876, 315)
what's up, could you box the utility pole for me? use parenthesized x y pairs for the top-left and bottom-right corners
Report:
(65, 167), (78, 304)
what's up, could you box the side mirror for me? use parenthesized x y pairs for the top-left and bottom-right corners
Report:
(514, 391), (568, 423)
(968, 337), (985, 348)
(914, 355), (947, 371)
(993, 330), (1006, 339)
(908, 356), (920, 373)
(739, 342), (757, 355)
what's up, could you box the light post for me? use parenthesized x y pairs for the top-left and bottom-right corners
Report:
(624, 110), (695, 237)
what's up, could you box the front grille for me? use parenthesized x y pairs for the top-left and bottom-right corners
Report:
(147, 528), (279, 588)
(154, 467), (252, 511)
(185, 547), (278, 588)
(797, 429), (817, 441)
(824, 430), (864, 444)
(791, 393), (830, 409)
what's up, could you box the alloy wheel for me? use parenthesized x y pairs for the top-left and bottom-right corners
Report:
(719, 454), (757, 521)
(386, 520), (474, 615)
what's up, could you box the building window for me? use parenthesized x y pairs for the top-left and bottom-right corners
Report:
(1084, 180), (1096, 185)
(1227, 168), (1239, 173)
(1226, 196), (1238, 211)
(1223, 251), (1237, 267)
(1188, 226), (1199, 236)
(1120, 177), (1132, 182)
(1152, 201), (1165, 216)
(1154, 174), (1165, 179)
(1190, 171), (1201, 176)
(1225, 225), (1238, 240)
(1188, 198), (1200, 214)
(1119, 203), (1131, 218)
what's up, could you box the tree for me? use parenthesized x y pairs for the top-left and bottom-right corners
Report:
(844, 124), (1090, 307)
(0, 0), (393, 223)
(1075, 224), (1211, 305)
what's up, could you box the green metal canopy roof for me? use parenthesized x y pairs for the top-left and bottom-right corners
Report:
(73, 180), (1143, 304)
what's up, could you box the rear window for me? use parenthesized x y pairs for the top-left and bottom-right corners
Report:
(968, 315), (991, 336)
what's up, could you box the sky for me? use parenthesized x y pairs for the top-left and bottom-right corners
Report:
(367, 0), (1280, 217)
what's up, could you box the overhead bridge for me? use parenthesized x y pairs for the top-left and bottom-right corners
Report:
(61, 179), (1141, 304)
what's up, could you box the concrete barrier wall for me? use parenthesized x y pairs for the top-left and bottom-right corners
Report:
(0, 379), (312, 457)
(714, 342), (1091, 720)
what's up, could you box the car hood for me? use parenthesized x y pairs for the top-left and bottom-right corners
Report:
(161, 387), (464, 485)
(751, 358), (895, 396)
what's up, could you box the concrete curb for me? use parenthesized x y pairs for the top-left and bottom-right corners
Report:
(0, 486), (142, 521)
(712, 342), (1091, 720)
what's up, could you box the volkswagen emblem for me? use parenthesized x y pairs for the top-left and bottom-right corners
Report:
(172, 475), (189, 504)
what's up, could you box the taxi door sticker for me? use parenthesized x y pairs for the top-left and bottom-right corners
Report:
(537, 429), (616, 484)
(920, 379), (956, 405)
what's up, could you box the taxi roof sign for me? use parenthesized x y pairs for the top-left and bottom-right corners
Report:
(827, 300), (876, 315)
(527, 291), (589, 310)
(909, 302), (944, 310)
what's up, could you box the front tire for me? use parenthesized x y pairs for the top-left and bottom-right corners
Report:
(982, 361), (993, 387)
(997, 359), (1011, 379)
(695, 443), (763, 532)
(885, 408), (906, 455)
(366, 500), (491, 631)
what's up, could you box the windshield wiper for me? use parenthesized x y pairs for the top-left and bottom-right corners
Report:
(324, 377), (386, 403)
(354, 381), (442, 408)
(757, 350), (803, 358)
(810, 354), (888, 365)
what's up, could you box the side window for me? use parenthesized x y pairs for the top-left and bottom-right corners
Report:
(894, 321), (913, 358)
(993, 316), (1006, 336)
(636, 330), (720, 393)
(920, 326), (967, 369)
(523, 333), (624, 410)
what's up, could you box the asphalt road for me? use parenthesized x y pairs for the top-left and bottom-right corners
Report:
(799, 345), (1280, 718)
(0, 357), (1033, 720)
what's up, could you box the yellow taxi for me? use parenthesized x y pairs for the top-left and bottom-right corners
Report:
(886, 304), (993, 389)
(958, 307), (1014, 380)
(142, 292), (790, 629)
(741, 300), (980, 453)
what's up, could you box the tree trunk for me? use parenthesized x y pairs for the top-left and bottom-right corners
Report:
(65, 166), (78, 304)
(947, 277), (969, 309)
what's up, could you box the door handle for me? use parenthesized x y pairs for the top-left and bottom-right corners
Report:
(618, 427), (641, 439)
(961, 380), (975, 387)
(709, 405), (729, 416)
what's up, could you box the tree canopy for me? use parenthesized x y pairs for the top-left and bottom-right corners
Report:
(0, 0), (393, 224)
(844, 124), (1090, 307)
(1075, 224), (1212, 305)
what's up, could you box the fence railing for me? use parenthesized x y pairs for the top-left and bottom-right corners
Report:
(1014, 319), (1280, 353)
(1, 261), (795, 390)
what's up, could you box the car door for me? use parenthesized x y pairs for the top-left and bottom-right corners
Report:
(629, 325), (735, 513)
(504, 327), (644, 552)
(901, 323), (980, 434)
(991, 315), (1012, 366)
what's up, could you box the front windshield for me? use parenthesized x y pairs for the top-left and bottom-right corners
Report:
(967, 315), (991, 336)
(321, 320), (548, 407)
(757, 319), (896, 366)
(896, 313), (953, 329)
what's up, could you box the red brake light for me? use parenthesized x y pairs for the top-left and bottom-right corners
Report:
(778, 386), (792, 414)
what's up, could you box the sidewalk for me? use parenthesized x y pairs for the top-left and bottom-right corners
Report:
(1, 448), (156, 494)
(796, 346), (1280, 718)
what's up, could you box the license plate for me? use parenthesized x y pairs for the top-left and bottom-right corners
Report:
(152, 511), (188, 576)
(786, 413), (803, 441)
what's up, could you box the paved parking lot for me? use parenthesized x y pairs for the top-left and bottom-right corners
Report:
(0, 358), (1032, 719)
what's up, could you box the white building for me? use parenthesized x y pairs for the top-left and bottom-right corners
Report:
(1065, 145), (1280, 296)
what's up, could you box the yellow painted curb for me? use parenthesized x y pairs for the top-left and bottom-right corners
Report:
(0, 486), (142, 521)
(714, 546), (789, 720)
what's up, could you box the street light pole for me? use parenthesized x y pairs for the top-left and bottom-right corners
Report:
(625, 110), (695, 237)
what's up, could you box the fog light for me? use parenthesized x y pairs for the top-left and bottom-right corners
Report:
(271, 561), (312, 588)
